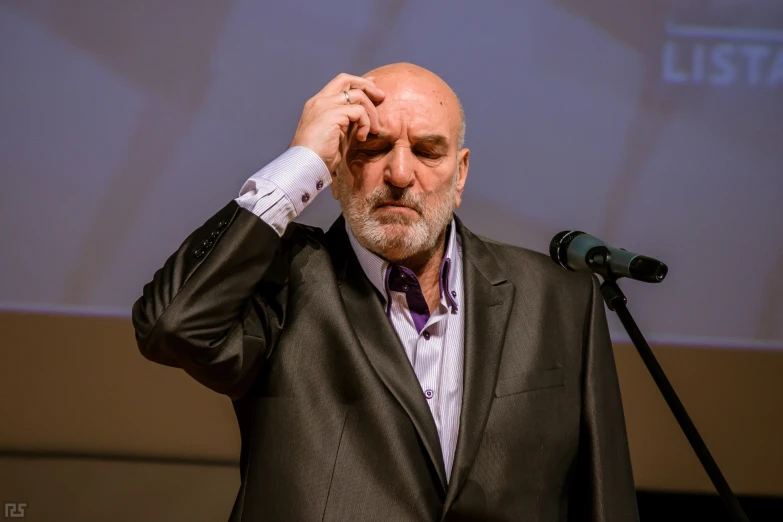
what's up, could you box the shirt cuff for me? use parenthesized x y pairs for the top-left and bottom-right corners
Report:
(234, 146), (332, 235)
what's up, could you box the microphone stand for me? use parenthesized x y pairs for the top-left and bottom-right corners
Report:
(597, 272), (750, 522)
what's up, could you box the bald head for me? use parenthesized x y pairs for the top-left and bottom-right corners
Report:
(362, 63), (466, 149)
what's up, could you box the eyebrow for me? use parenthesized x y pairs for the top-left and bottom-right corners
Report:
(360, 133), (450, 149)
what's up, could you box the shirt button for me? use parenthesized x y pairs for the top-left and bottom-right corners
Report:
(316, 180), (324, 190)
(451, 290), (457, 297)
(301, 193), (310, 203)
(423, 331), (431, 340)
(424, 389), (434, 399)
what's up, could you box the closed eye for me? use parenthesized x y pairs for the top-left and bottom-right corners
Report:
(414, 147), (446, 160)
(351, 141), (392, 160)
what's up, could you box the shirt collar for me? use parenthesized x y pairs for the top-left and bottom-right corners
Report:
(345, 218), (460, 311)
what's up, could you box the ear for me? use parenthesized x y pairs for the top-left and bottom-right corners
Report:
(454, 148), (470, 208)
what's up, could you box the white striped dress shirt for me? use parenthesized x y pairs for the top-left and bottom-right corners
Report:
(235, 146), (465, 480)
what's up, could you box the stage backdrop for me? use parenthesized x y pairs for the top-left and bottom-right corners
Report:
(1, 0), (782, 348)
(1, 0), (781, 348)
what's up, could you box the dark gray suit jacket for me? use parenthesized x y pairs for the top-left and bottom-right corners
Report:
(132, 200), (639, 521)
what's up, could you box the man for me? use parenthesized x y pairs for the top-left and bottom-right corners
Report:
(132, 63), (639, 521)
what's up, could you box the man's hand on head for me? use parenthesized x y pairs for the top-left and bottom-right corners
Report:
(290, 73), (385, 174)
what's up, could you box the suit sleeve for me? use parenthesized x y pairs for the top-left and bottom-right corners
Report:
(131, 200), (283, 400)
(569, 275), (640, 521)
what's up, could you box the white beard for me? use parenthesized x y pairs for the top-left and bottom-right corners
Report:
(339, 171), (459, 262)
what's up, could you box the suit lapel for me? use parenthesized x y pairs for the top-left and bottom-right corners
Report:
(326, 217), (448, 493)
(443, 218), (516, 514)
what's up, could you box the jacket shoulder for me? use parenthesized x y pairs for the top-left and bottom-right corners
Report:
(273, 218), (334, 259)
(275, 220), (336, 281)
(477, 234), (595, 294)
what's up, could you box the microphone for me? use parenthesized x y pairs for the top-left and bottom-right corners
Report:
(549, 231), (668, 283)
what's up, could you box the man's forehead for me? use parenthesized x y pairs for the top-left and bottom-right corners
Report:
(351, 63), (463, 145)
(378, 99), (447, 125)
(375, 73), (457, 112)
(373, 87), (455, 138)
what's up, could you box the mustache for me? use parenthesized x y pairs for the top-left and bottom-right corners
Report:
(368, 187), (424, 214)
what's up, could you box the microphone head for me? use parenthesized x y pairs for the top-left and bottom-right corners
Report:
(549, 231), (585, 270)
(629, 256), (669, 283)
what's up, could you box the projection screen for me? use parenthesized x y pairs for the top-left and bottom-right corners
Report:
(1, 0), (781, 349)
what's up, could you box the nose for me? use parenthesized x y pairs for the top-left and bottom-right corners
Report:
(384, 146), (415, 188)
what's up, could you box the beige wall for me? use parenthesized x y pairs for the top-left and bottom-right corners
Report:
(1, 311), (781, 520)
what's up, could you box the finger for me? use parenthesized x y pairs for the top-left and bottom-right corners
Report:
(340, 89), (380, 134)
(358, 80), (385, 103)
(319, 73), (385, 102)
(339, 105), (372, 141)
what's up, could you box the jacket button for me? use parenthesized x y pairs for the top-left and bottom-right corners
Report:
(210, 230), (220, 239)
(202, 239), (213, 248)
(217, 220), (228, 229)
(194, 249), (204, 258)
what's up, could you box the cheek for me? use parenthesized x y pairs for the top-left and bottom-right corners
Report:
(421, 166), (458, 195)
(348, 162), (385, 192)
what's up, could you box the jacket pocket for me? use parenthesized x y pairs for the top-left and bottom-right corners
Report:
(494, 368), (564, 398)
